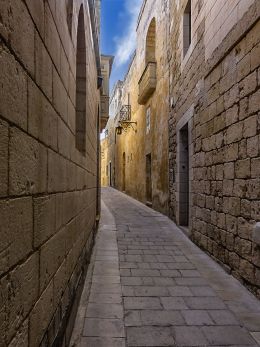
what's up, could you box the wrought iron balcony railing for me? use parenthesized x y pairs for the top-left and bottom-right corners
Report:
(119, 105), (131, 121)
(116, 105), (137, 135)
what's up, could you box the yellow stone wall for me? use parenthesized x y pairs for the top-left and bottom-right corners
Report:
(101, 137), (109, 187)
(0, 0), (101, 345)
(110, 0), (170, 214)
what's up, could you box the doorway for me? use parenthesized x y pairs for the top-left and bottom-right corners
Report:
(122, 152), (126, 191)
(146, 153), (152, 204)
(109, 161), (112, 186)
(179, 124), (189, 226)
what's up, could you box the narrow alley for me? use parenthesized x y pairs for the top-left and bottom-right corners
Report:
(0, 0), (260, 346)
(70, 188), (260, 347)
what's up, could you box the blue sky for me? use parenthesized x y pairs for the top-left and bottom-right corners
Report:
(100, 0), (142, 90)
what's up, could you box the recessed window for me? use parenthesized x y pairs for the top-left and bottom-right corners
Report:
(75, 5), (86, 154)
(183, 0), (191, 57)
(146, 107), (151, 134)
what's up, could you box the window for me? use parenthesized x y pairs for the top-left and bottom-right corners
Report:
(146, 107), (151, 134)
(75, 5), (87, 154)
(183, 0), (191, 57)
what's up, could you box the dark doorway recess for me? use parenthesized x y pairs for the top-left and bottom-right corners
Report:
(146, 153), (152, 205)
(122, 152), (126, 192)
(179, 124), (189, 226)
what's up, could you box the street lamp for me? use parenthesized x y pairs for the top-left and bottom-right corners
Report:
(116, 125), (123, 135)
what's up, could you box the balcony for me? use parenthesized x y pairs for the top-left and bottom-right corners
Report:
(100, 95), (109, 131)
(138, 62), (157, 105)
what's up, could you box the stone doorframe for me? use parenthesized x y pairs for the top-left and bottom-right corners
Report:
(176, 104), (194, 229)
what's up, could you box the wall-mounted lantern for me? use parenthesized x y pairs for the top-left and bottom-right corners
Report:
(116, 125), (123, 135)
(116, 121), (137, 135)
(115, 104), (137, 135)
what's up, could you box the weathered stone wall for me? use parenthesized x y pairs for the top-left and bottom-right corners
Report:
(102, 81), (123, 188)
(101, 137), (109, 187)
(0, 0), (100, 345)
(108, 0), (170, 214)
(169, 0), (260, 296)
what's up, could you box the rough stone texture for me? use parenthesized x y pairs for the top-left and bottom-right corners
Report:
(35, 32), (53, 100)
(0, 43), (27, 130)
(7, 253), (39, 343)
(9, 127), (48, 195)
(168, 0), (260, 297)
(28, 79), (58, 151)
(33, 195), (56, 248)
(29, 281), (54, 347)
(0, 197), (33, 276)
(0, 0), (101, 346)
(0, 120), (8, 196)
(8, 320), (29, 347)
(0, 0), (35, 75)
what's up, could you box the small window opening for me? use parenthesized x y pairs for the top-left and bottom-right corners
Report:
(183, 0), (191, 57)
(146, 107), (151, 134)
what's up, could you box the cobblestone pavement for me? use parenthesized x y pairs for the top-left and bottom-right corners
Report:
(70, 187), (260, 347)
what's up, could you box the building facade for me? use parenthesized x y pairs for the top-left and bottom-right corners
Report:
(0, 0), (106, 346)
(100, 55), (114, 130)
(101, 0), (260, 297)
(100, 120), (115, 187)
(168, 0), (260, 296)
(101, 81), (123, 188)
(102, 0), (170, 215)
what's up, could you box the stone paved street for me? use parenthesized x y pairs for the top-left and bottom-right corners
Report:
(70, 188), (260, 347)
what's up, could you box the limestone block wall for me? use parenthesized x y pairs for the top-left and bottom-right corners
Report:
(0, 0), (100, 346)
(169, 0), (260, 296)
(111, 0), (170, 214)
(101, 137), (109, 187)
